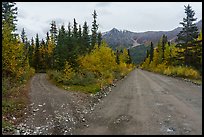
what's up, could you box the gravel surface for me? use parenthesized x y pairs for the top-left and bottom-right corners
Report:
(5, 73), (112, 135)
(73, 69), (202, 135)
(5, 69), (202, 135)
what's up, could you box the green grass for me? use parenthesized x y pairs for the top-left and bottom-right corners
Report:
(47, 75), (100, 94)
(62, 84), (101, 94)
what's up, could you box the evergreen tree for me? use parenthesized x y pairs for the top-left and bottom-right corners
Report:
(70, 18), (80, 68)
(176, 4), (199, 66)
(116, 50), (120, 64)
(149, 42), (154, 62)
(146, 49), (149, 60)
(157, 35), (167, 64)
(73, 18), (78, 39)
(38, 39), (47, 71)
(161, 34), (167, 61)
(50, 20), (57, 44)
(91, 10), (99, 49)
(46, 32), (50, 46)
(20, 28), (29, 60)
(67, 22), (72, 37)
(66, 22), (74, 63)
(97, 32), (102, 47)
(55, 25), (67, 70)
(78, 25), (82, 38)
(127, 49), (132, 64)
(82, 21), (90, 53)
(78, 25), (82, 49)
(21, 28), (26, 44)
(2, 2), (18, 34)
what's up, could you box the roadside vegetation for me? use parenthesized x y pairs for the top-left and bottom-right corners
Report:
(47, 41), (134, 94)
(2, 2), (35, 131)
(140, 5), (202, 84)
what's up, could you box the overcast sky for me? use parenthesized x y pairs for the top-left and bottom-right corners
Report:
(15, 2), (202, 40)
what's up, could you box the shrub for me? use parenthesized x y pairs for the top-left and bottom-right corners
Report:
(184, 67), (200, 79)
(63, 61), (75, 80)
(118, 62), (129, 77)
(70, 71), (96, 86)
(163, 66), (172, 76)
(175, 66), (182, 76)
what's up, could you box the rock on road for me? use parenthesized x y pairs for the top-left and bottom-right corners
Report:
(14, 69), (202, 135)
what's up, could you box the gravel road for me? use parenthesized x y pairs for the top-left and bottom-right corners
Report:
(74, 69), (202, 135)
(12, 69), (202, 135)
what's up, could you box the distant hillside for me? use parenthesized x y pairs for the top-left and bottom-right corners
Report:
(128, 44), (150, 64)
(102, 20), (202, 49)
(102, 20), (202, 64)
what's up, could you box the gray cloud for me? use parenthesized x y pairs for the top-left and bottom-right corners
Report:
(96, 2), (111, 7)
(42, 26), (51, 35)
(16, 23), (37, 40)
(46, 18), (66, 25)
(18, 9), (27, 19)
(15, 2), (202, 40)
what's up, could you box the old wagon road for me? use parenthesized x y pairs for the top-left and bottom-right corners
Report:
(14, 69), (202, 135)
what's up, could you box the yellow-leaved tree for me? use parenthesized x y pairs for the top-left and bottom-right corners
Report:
(63, 61), (75, 80)
(118, 48), (132, 76)
(2, 20), (35, 83)
(78, 41), (117, 86)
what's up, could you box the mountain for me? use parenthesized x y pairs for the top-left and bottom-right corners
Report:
(102, 28), (135, 50)
(102, 20), (202, 49)
(102, 20), (202, 64)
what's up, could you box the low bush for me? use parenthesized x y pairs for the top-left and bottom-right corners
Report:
(141, 62), (201, 80)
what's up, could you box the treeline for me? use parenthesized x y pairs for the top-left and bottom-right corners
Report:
(2, 2), (35, 92)
(140, 5), (202, 80)
(2, 2), (134, 95)
(23, 10), (102, 72)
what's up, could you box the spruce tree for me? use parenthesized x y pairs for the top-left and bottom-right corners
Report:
(97, 32), (102, 47)
(2, 2), (18, 34)
(55, 25), (67, 70)
(127, 49), (132, 64)
(91, 10), (99, 49)
(73, 18), (78, 39)
(66, 22), (74, 62)
(116, 50), (120, 64)
(149, 42), (154, 62)
(176, 4), (199, 66)
(146, 50), (149, 59)
(67, 22), (72, 38)
(50, 20), (57, 44)
(82, 21), (90, 53)
(21, 28), (26, 44)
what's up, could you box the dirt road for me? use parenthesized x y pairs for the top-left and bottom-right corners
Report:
(13, 69), (202, 135)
